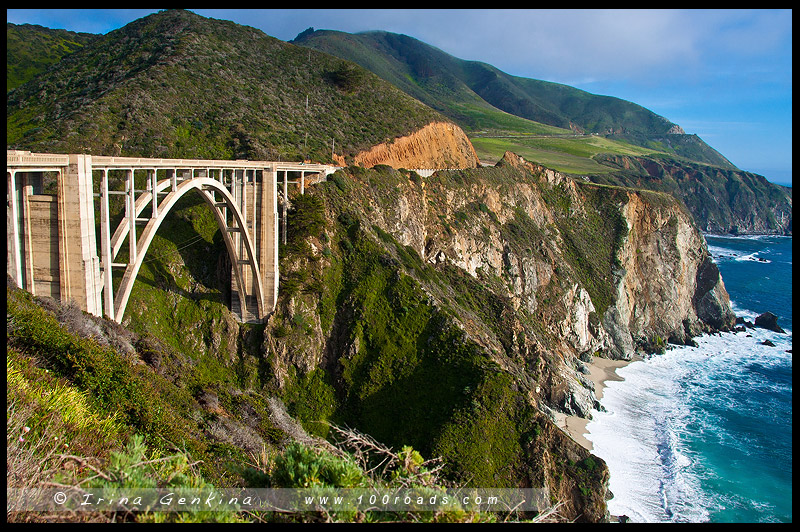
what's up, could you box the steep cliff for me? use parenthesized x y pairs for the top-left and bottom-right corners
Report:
(592, 154), (792, 236)
(264, 152), (735, 521)
(338, 121), (481, 169)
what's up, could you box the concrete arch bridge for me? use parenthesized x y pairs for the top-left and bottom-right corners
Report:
(7, 151), (338, 323)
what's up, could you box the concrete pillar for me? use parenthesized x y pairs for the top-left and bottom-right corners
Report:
(126, 169), (137, 265)
(282, 170), (288, 245)
(261, 168), (279, 311)
(27, 194), (60, 300)
(150, 169), (158, 218)
(99, 169), (114, 318)
(58, 154), (102, 316)
(21, 174), (35, 295)
(7, 170), (23, 288)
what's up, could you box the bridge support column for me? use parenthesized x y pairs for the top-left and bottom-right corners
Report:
(228, 168), (278, 322)
(282, 170), (288, 245)
(99, 169), (114, 318)
(262, 168), (279, 311)
(57, 154), (102, 316)
(7, 170), (24, 290)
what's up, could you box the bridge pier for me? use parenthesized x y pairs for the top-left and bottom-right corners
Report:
(7, 154), (102, 314)
(57, 154), (103, 316)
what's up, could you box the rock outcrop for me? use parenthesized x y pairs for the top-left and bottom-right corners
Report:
(604, 188), (736, 359)
(754, 311), (785, 334)
(343, 121), (481, 170)
(418, 151), (736, 361)
(294, 152), (736, 435)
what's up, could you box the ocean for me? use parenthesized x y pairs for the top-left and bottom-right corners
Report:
(586, 235), (792, 523)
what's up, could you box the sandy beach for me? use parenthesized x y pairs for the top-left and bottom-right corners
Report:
(555, 356), (637, 451)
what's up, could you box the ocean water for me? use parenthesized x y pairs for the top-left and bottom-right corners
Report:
(586, 235), (792, 523)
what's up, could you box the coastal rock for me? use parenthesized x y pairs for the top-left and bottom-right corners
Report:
(362, 151), (736, 367)
(602, 189), (735, 359)
(693, 256), (736, 331)
(593, 154), (792, 236)
(754, 311), (785, 333)
(561, 371), (598, 419)
(561, 284), (610, 355)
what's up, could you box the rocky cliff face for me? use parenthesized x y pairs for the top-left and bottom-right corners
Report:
(266, 151), (736, 521)
(593, 154), (792, 236)
(603, 187), (735, 359)
(369, 151), (734, 362)
(338, 121), (481, 169)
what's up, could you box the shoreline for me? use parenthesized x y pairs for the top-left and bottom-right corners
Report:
(555, 355), (640, 451)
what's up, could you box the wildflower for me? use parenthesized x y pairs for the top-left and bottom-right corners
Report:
(23, 426), (30, 433)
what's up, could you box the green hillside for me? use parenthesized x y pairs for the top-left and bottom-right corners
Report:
(6, 22), (100, 92)
(290, 27), (789, 234)
(6, 11), (444, 163)
(292, 29), (736, 170)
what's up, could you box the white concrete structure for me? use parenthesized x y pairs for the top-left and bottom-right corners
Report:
(7, 151), (338, 323)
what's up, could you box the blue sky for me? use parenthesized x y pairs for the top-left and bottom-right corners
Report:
(7, 9), (792, 186)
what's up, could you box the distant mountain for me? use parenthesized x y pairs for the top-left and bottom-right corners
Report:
(292, 28), (791, 234)
(5, 13), (790, 234)
(292, 29), (736, 169)
(6, 11), (444, 162)
(6, 22), (100, 92)
(592, 154), (792, 235)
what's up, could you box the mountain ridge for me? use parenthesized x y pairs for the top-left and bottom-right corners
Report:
(292, 28), (736, 169)
(290, 27), (790, 234)
(6, 10), (446, 163)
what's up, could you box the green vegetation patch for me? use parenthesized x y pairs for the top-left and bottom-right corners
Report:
(433, 370), (536, 488)
(6, 286), (203, 452)
(470, 134), (656, 174)
(546, 183), (629, 317)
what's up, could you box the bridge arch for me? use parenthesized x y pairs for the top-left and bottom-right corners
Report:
(112, 177), (266, 323)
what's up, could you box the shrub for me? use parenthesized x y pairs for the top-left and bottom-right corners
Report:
(271, 442), (365, 489)
(327, 61), (365, 92)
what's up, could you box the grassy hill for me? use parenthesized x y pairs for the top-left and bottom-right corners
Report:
(6, 22), (100, 92)
(292, 29), (737, 171)
(291, 28), (790, 234)
(6, 11), (444, 163)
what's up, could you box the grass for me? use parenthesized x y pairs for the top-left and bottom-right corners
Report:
(452, 101), (574, 137)
(470, 133), (658, 174)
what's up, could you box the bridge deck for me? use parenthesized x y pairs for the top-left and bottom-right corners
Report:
(8, 150), (337, 175)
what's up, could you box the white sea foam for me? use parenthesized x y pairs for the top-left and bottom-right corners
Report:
(735, 252), (771, 264)
(707, 245), (772, 264)
(707, 244), (741, 258)
(586, 328), (792, 522)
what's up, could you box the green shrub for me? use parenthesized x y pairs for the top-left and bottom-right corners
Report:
(271, 442), (365, 489)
